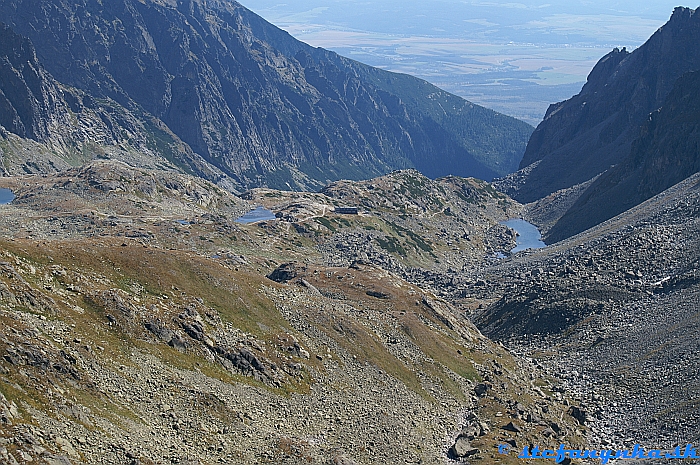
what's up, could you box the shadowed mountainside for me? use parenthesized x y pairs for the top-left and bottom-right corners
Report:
(545, 69), (700, 242)
(0, 21), (228, 181)
(0, 0), (532, 190)
(500, 7), (700, 207)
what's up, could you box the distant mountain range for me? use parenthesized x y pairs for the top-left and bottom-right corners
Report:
(0, 0), (532, 191)
(499, 6), (700, 242)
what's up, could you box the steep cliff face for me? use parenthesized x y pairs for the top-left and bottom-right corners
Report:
(0, 19), (230, 180)
(0, 23), (68, 142)
(510, 7), (700, 203)
(0, 0), (532, 190)
(545, 69), (700, 242)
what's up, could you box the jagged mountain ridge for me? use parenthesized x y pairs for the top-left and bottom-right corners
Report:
(503, 6), (700, 205)
(546, 69), (700, 242)
(0, 0), (533, 190)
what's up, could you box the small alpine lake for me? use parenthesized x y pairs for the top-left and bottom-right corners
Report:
(235, 206), (277, 224)
(0, 188), (15, 205)
(501, 218), (546, 253)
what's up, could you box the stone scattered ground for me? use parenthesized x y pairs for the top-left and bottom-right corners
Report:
(476, 173), (700, 458)
(0, 162), (586, 464)
(2, 160), (697, 464)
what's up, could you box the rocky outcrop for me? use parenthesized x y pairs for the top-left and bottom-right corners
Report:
(0, 0), (532, 189)
(506, 7), (700, 204)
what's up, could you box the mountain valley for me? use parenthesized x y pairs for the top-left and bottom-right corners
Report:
(0, 1), (699, 465)
(0, 163), (587, 464)
(0, 0), (532, 191)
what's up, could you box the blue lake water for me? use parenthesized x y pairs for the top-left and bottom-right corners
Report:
(502, 219), (546, 253)
(0, 188), (14, 205)
(235, 206), (277, 224)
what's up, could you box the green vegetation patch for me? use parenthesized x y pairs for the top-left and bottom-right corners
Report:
(376, 236), (407, 256)
(315, 217), (336, 232)
(387, 221), (433, 252)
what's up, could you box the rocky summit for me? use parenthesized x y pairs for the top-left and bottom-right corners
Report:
(496, 6), (700, 240)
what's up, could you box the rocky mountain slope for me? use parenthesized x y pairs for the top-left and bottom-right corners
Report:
(0, 0), (532, 191)
(497, 6), (700, 209)
(473, 172), (700, 450)
(0, 163), (586, 464)
(545, 68), (700, 242)
(0, 22), (227, 184)
(1, 156), (698, 464)
(0, 23), (65, 144)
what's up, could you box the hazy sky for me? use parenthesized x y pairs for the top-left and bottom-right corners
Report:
(240, 0), (689, 45)
(240, 1), (695, 124)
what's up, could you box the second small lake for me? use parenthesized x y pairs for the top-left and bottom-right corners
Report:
(0, 188), (15, 205)
(235, 206), (277, 224)
(502, 219), (546, 253)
